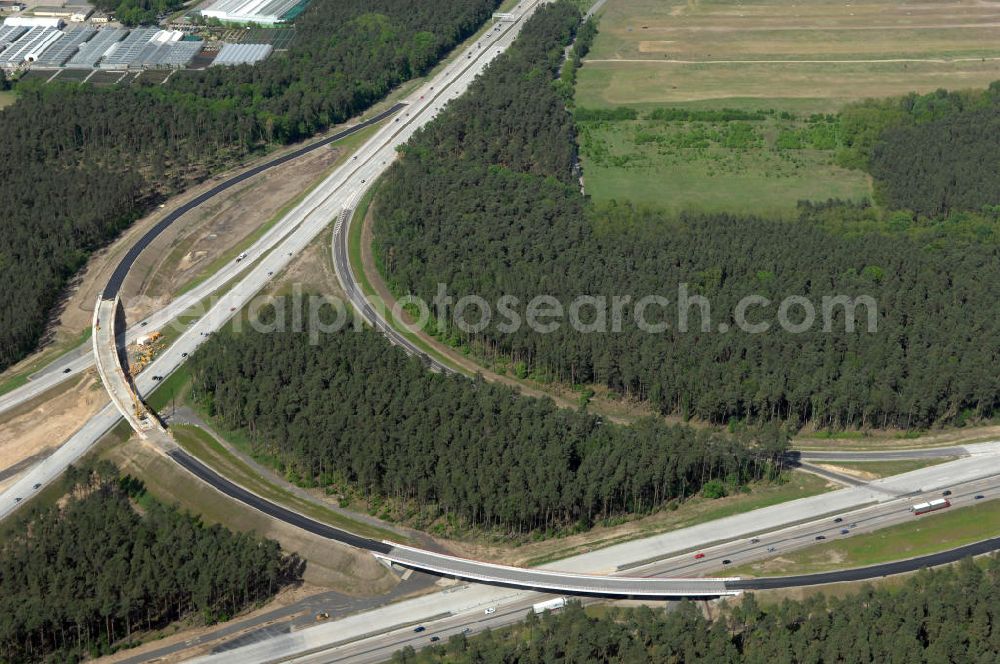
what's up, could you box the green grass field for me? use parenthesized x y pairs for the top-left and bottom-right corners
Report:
(0, 91), (15, 109)
(578, 114), (871, 216)
(730, 498), (1000, 577)
(578, 0), (1000, 113)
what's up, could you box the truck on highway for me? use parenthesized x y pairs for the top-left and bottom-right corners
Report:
(910, 498), (951, 515)
(532, 597), (566, 614)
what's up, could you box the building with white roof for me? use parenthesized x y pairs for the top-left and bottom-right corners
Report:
(3, 15), (63, 28)
(200, 0), (301, 25)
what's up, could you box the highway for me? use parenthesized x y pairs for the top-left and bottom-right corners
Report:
(0, 0), (545, 520)
(0, 105), (404, 421)
(1, 1), (999, 660)
(189, 468), (1000, 663)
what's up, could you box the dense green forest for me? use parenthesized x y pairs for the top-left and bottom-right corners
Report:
(189, 302), (787, 534)
(395, 557), (1000, 663)
(0, 0), (499, 373)
(372, 2), (1000, 430)
(838, 84), (1000, 216)
(92, 0), (183, 26)
(0, 461), (300, 663)
(870, 100), (1000, 216)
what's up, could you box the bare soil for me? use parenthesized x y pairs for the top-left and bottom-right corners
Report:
(794, 424), (1000, 450)
(0, 372), (108, 492)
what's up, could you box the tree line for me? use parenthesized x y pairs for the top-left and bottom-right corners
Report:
(0, 461), (301, 663)
(0, 0), (499, 373)
(92, 0), (183, 26)
(372, 1), (1000, 430)
(394, 556), (1000, 663)
(838, 83), (1000, 217)
(188, 302), (788, 535)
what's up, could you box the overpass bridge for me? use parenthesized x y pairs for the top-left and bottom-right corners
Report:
(93, 295), (176, 449)
(374, 543), (737, 597)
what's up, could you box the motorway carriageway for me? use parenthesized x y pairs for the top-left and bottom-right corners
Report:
(189, 468), (1000, 664)
(0, 104), (404, 420)
(0, 1), (530, 521)
(4, 1), (1000, 658)
(172, 436), (1000, 599)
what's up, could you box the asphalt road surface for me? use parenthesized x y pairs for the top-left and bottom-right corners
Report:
(4, 1), (1000, 660)
(186, 459), (1000, 663)
(169, 449), (390, 553)
(0, 0), (540, 519)
(0, 106), (404, 420)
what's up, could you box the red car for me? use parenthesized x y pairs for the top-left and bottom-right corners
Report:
(693, 553), (705, 560)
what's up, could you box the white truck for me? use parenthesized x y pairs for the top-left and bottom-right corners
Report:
(910, 498), (950, 515)
(532, 597), (567, 614)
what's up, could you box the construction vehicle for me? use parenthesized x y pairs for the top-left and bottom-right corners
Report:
(130, 331), (164, 376)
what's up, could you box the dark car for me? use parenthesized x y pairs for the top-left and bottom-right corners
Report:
(750, 537), (760, 544)
(975, 495), (985, 500)
(840, 529), (850, 535)
(181, 352), (188, 357)
(942, 490), (952, 496)
(63, 368), (71, 373)
(414, 626), (425, 633)
(33, 483), (40, 490)
(722, 559), (732, 565)
(833, 517), (843, 523)
(430, 636), (440, 642)
(815, 535), (826, 540)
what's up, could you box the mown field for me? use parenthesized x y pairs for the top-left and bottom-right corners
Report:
(578, 0), (1000, 113)
(577, 111), (871, 215)
(0, 91), (14, 109)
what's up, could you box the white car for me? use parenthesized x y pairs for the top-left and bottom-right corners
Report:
(484, 607), (496, 615)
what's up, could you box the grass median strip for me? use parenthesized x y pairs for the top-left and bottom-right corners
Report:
(731, 499), (1000, 577)
(170, 423), (402, 544)
(0, 327), (92, 397)
(522, 471), (833, 567)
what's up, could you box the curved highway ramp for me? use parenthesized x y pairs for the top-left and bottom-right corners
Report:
(168, 447), (737, 598)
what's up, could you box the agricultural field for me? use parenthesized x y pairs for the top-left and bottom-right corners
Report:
(52, 68), (91, 83)
(87, 70), (128, 87)
(16, 70), (53, 83)
(578, 0), (1000, 113)
(0, 91), (15, 109)
(577, 110), (871, 216)
(134, 69), (172, 85)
